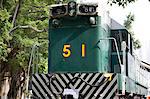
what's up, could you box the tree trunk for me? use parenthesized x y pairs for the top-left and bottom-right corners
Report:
(0, 65), (26, 99)
(7, 68), (26, 99)
(0, 72), (11, 99)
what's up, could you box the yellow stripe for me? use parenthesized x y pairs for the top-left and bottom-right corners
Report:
(82, 44), (85, 57)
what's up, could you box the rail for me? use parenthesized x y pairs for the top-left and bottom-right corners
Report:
(98, 37), (122, 67)
(26, 41), (48, 98)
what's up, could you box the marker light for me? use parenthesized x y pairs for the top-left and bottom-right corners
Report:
(68, 1), (77, 16)
(89, 17), (96, 25)
(52, 19), (60, 27)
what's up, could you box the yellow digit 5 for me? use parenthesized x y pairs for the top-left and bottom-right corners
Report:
(63, 44), (71, 58)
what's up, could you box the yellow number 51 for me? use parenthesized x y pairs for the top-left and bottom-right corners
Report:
(63, 44), (86, 58)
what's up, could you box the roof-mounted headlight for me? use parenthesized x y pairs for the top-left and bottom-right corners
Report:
(50, 4), (67, 18)
(68, 1), (77, 17)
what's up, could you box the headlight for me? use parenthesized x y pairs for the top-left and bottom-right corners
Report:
(50, 4), (67, 18)
(68, 1), (77, 17)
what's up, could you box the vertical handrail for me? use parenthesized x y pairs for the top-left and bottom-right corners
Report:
(26, 42), (48, 98)
(98, 37), (122, 67)
(26, 44), (36, 97)
(36, 46), (39, 73)
(121, 41), (126, 95)
(121, 41), (126, 75)
(98, 38), (127, 95)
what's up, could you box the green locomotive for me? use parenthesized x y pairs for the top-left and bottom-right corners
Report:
(31, 1), (149, 99)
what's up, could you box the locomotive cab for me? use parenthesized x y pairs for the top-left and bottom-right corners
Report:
(110, 19), (134, 75)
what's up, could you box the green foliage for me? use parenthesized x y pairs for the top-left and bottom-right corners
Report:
(124, 13), (135, 30)
(108, 0), (136, 7)
(0, 9), (10, 21)
(124, 13), (141, 49)
(133, 39), (141, 49)
(0, 8), (12, 62)
(0, 0), (56, 74)
(0, 42), (8, 61)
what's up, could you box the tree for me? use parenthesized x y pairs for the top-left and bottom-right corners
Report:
(108, 0), (136, 7)
(124, 13), (141, 49)
(0, 0), (56, 98)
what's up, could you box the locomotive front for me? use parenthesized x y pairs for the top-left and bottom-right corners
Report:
(48, 1), (111, 73)
(46, 1), (116, 98)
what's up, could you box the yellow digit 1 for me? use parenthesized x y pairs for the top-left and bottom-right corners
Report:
(81, 44), (86, 57)
(63, 44), (71, 58)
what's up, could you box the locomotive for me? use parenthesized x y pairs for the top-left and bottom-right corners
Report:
(31, 0), (149, 99)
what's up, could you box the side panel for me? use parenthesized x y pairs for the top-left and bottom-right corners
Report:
(118, 74), (147, 96)
(32, 73), (118, 99)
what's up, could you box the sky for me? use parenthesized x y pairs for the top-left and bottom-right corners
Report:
(109, 0), (150, 63)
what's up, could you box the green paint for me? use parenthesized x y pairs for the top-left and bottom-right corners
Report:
(48, 16), (110, 73)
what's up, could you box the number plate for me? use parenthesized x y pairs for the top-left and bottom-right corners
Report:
(79, 5), (97, 15)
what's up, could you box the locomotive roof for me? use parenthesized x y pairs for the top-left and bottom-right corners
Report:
(111, 18), (126, 30)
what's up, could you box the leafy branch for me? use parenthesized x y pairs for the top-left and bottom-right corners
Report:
(9, 25), (47, 34)
(12, 0), (23, 27)
(0, 0), (3, 9)
(124, 13), (141, 49)
(108, 0), (136, 7)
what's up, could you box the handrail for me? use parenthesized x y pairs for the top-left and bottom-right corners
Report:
(25, 41), (48, 97)
(26, 44), (36, 96)
(98, 37), (122, 67)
